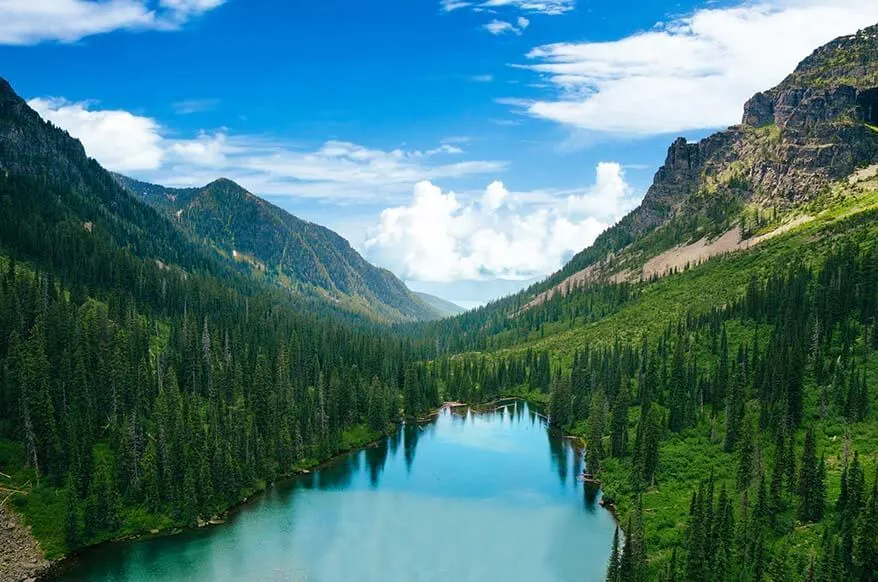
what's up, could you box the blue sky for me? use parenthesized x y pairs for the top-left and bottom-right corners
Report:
(3, 0), (878, 307)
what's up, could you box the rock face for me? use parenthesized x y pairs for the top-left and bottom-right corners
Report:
(639, 23), (878, 218)
(546, 23), (878, 288)
(0, 506), (50, 582)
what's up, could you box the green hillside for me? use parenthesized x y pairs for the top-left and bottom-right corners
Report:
(114, 174), (440, 323)
(414, 292), (466, 317)
(408, 24), (878, 582)
(0, 77), (442, 563)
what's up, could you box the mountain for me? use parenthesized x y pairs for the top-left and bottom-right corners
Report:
(409, 25), (878, 580)
(0, 77), (231, 284)
(414, 292), (466, 317)
(114, 174), (440, 323)
(0, 75), (446, 571)
(413, 25), (878, 354)
(497, 24), (878, 312)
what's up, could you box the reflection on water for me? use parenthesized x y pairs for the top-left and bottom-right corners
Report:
(54, 401), (616, 582)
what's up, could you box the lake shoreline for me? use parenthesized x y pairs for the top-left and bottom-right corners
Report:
(35, 403), (463, 580)
(36, 397), (617, 580)
(35, 419), (404, 581)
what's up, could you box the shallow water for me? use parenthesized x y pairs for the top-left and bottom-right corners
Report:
(54, 402), (615, 582)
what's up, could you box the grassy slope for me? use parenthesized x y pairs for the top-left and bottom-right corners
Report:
(589, 354), (878, 574)
(503, 184), (878, 364)
(456, 178), (878, 574)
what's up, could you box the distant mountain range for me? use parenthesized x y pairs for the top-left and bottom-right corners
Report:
(113, 174), (450, 322)
(414, 292), (466, 317)
(0, 75), (464, 323)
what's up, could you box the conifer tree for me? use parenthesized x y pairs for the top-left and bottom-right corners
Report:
(798, 425), (823, 523)
(610, 380), (630, 457)
(852, 471), (877, 580)
(65, 475), (81, 551)
(737, 419), (755, 491)
(606, 526), (621, 582)
(724, 361), (745, 452)
(586, 389), (606, 473)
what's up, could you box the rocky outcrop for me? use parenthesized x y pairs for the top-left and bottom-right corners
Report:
(644, 23), (878, 215)
(537, 23), (878, 293)
(0, 507), (50, 582)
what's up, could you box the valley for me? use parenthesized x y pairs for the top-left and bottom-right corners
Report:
(0, 17), (877, 582)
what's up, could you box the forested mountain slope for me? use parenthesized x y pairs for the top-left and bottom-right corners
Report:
(114, 174), (440, 323)
(407, 23), (878, 356)
(414, 292), (466, 317)
(0, 77), (442, 569)
(412, 25), (878, 582)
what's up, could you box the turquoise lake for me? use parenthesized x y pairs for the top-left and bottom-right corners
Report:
(53, 402), (616, 581)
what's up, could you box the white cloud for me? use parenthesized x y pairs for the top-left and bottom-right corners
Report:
(480, 0), (574, 15)
(445, 0), (564, 36)
(484, 20), (516, 35)
(516, 0), (878, 135)
(442, 0), (573, 13)
(26, 97), (506, 202)
(28, 97), (165, 172)
(171, 98), (220, 115)
(365, 163), (635, 282)
(440, 0), (471, 11)
(0, 0), (225, 45)
(484, 16), (530, 35)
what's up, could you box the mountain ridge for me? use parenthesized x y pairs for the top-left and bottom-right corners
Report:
(520, 23), (878, 307)
(114, 173), (442, 323)
(0, 76), (440, 323)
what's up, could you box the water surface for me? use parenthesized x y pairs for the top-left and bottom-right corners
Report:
(55, 402), (615, 582)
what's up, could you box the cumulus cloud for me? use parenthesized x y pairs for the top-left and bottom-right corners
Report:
(26, 97), (506, 202)
(0, 0), (225, 45)
(365, 163), (635, 282)
(515, 0), (878, 135)
(29, 97), (165, 172)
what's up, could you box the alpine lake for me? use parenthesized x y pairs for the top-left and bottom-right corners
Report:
(53, 401), (616, 582)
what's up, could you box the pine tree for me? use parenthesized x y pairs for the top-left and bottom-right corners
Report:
(606, 526), (621, 582)
(684, 484), (707, 581)
(852, 471), (877, 580)
(65, 475), (81, 551)
(724, 361), (745, 452)
(610, 380), (630, 457)
(737, 419), (755, 491)
(815, 454), (826, 522)
(798, 425), (823, 523)
(549, 371), (573, 429)
(770, 432), (787, 524)
(713, 483), (734, 582)
(668, 340), (688, 433)
(586, 389), (606, 473)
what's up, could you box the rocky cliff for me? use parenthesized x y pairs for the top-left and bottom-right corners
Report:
(535, 23), (878, 294)
(642, 24), (878, 216)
